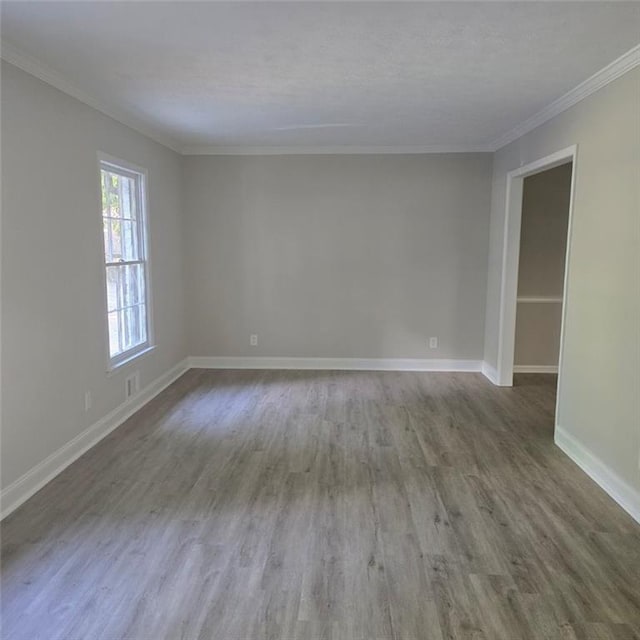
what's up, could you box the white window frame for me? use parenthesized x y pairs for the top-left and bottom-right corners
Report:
(97, 152), (154, 372)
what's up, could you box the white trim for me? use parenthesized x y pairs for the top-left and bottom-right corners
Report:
(481, 361), (499, 385)
(495, 171), (523, 386)
(554, 157), (579, 435)
(97, 152), (155, 372)
(517, 296), (563, 304)
(507, 145), (578, 181)
(0, 359), (189, 521)
(0, 40), (182, 153)
(98, 152), (147, 178)
(513, 365), (558, 374)
(496, 145), (577, 387)
(107, 345), (156, 375)
(555, 426), (640, 525)
(490, 44), (640, 151)
(182, 144), (492, 156)
(188, 356), (482, 372)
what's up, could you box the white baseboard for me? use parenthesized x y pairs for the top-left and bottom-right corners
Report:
(188, 356), (482, 372)
(513, 365), (558, 374)
(555, 425), (640, 525)
(0, 358), (189, 520)
(481, 361), (499, 385)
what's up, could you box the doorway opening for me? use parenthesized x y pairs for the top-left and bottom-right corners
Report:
(496, 145), (577, 408)
(514, 162), (573, 377)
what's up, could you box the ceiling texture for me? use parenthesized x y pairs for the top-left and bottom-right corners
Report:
(1, 1), (639, 154)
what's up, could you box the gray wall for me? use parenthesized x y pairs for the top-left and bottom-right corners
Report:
(1, 62), (188, 490)
(518, 164), (572, 297)
(183, 154), (493, 360)
(483, 68), (640, 495)
(514, 304), (563, 368)
(514, 163), (571, 367)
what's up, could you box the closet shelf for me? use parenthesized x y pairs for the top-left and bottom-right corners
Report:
(517, 296), (563, 304)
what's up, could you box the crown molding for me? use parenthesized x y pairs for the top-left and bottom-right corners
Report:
(3, 36), (638, 157)
(489, 43), (640, 151)
(181, 144), (493, 155)
(0, 40), (183, 154)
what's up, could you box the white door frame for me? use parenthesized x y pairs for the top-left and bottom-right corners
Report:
(496, 144), (578, 388)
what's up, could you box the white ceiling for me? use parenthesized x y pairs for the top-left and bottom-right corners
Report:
(1, 2), (639, 153)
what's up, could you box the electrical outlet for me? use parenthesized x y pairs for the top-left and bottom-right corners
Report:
(429, 337), (438, 349)
(250, 334), (258, 347)
(84, 391), (92, 412)
(125, 372), (140, 401)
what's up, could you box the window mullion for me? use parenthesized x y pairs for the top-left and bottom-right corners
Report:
(138, 302), (145, 344)
(116, 264), (123, 343)
(105, 171), (113, 264)
(118, 169), (123, 221)
(110, 301), (144, 315)
(106, 260), (144, 267)
(117, 303), (123, 355)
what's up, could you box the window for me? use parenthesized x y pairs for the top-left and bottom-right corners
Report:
(99, 156), (152, 369)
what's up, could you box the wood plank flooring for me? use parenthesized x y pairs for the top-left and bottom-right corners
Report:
(2, 369), (639, 639)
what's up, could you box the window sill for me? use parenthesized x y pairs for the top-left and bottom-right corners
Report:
(107, 345), (156, 376)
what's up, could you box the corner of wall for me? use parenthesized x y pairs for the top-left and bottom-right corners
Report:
(481, 361), (499, 385)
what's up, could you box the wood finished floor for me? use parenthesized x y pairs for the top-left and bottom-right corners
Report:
(2, 369), (639, 640)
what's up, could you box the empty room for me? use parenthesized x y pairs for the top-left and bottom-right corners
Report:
(1, 2), (639, 639)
